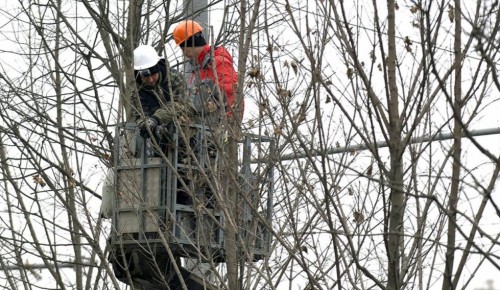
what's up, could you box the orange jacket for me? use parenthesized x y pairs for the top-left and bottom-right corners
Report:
(187, 45), (242, 118)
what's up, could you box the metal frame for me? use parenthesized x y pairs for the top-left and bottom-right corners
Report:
(109, 123), (275, 262)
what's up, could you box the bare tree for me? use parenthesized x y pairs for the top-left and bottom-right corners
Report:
(1, 0), (500, 290)
(243, 0), (500, 289)
(0, 0), (192, 289)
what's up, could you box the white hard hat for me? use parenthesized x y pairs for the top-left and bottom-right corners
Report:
(133, 45), (160, 70)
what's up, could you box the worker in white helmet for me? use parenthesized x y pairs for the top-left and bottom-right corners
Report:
(133, 44), (195, 139)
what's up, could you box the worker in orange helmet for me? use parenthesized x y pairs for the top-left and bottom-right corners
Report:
(172, 20), (242, 123)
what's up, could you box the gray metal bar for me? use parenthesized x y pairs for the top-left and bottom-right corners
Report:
(277, 127), (500, 161)
(2, 261), (96, 270)
(266, 138), (276, 252)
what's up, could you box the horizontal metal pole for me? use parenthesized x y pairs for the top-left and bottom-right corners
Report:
(2, 261), (96, 271)
(274, 127), (500, 162)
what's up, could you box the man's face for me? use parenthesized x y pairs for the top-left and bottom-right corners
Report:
(181, 46), (198, 59)
(141, 72), (159, 86)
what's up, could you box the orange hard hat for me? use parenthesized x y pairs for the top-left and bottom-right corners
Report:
(173, 20), (203, 46)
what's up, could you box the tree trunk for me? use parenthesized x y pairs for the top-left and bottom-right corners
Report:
(386, 0), (404, 289)
(443, 1), (462, 289)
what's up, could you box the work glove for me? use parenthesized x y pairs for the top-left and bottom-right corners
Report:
(139, 116), (159, 138)
(155, 123), (170, 139)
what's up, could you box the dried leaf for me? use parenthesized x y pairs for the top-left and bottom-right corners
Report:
(33, 175), (42, 183)
(404, 36), (413, 53)
(284, 3), (290, 12)
(347, 67), (354, 79)
(370, 50), (376, 62)
(248, 67), (260, 79)
(353, 211), (365, 224)
(274, 126), (282, 136)
(297, 113), (306, 123)
(410, 5), (418, 14)
(33, 175), (46, 187)
(377, 63), (383, 71)
(366, 164), (373, 176)
(277, 88), (291, 98)
(448, 4), (454, 22)
(291, 61), (298, 75)
(348, 187), (354, 195)
(259, 102), (267, 113)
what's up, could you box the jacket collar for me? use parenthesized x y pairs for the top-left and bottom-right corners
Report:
(196, 45), (211, 66)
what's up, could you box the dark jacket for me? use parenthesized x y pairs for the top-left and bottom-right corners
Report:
(134, 58), (186, 123)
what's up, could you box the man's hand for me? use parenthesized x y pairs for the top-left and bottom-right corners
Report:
(155, 124), (170, 139)
(138, 117), (159, 138)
